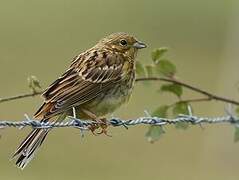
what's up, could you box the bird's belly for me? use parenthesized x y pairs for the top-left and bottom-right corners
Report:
(92, 95), (128, 116)
(87, 89), (132, 116)
(75, 82), (134, 118)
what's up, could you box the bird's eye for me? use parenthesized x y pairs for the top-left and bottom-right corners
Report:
(120, 39), (127, 46)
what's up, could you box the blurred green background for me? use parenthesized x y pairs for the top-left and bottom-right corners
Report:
(1, 0), (239, 179)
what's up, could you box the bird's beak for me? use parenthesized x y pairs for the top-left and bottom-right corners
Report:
(133, 41), (147, 49)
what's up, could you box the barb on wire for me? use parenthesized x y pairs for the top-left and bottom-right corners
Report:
(0, 114), (238, 130)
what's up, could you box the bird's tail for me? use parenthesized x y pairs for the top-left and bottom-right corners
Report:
(12, 128), (49, 169)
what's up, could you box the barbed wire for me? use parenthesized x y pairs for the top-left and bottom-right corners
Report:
(0, 113), (238, 131)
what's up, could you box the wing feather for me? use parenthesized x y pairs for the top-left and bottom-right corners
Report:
(34, 50), (125, 119)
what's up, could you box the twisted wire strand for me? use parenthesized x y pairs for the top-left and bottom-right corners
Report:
(0, 114), (238, 131)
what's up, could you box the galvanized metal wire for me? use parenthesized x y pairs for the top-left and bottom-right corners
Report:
(0, 114), (238, 131)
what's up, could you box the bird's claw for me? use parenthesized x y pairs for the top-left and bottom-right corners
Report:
(97, 128), (112, 137)
(88, 123), (100, 136)
(88, 118), (111, 137)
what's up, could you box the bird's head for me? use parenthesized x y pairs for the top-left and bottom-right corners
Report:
(98, 32), (147, 59)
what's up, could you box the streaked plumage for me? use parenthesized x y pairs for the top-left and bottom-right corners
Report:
(12, 32), (146, 169)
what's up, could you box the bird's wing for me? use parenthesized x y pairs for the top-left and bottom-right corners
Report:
(34, 50), (126, 119)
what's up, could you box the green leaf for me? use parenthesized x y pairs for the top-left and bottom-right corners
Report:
(152, 105), (169, 117)
(235, 107), (239, 142)
(236, 106), (239, 116)
(234, 126), (239, 142)
(145, 65), (154, 77)
(145, 126), (165, 143)
(136, 61), (146, 77)
(175, 121), (189, 130)
(27, 75), (41, 93)
(172, 102), (189, 115)
(145, 105), (168, 143)
(160, 83), (183, 98)
(151, 47), (168, 62)
(156, 59), (176, 77)
(172, 102), (190, 130)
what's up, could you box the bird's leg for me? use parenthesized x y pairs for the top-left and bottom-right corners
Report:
(81, 109), (100, 135)
(81, 109), (110, 136)
(96, 117), (111, 137)
(82, 109), (105, 135)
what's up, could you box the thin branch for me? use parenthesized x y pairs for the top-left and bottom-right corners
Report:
(179, 97), (212, 104)
(136, 77), (239, 106)
(0, 91), (43, 103)
(1, 77), (239, 106)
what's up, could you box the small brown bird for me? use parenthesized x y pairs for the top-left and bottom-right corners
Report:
(12, 32), (146, 169)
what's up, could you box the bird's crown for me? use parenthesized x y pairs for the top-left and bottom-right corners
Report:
(97, 32), (146, 54)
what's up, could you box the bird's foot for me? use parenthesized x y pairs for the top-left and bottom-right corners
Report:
(88, 123), (100, 136)
(88, 118), (111, 136)
(97, 118), (111, 137)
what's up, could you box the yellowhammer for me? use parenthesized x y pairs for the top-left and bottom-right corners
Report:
(12, 32), (146, 169)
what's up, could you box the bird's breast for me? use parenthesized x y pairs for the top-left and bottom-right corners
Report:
(80, 71), (135, 117)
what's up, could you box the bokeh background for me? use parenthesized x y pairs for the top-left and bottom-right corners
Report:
(0, 0), (239, 180)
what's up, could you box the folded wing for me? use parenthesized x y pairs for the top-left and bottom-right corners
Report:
(34, 50), (125, 119)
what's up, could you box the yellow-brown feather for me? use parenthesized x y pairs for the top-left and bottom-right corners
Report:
(13, 32), (144, 169)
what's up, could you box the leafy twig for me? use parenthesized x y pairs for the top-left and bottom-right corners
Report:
(1, 77), (239, 106)
(136, 77), (239, 106)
